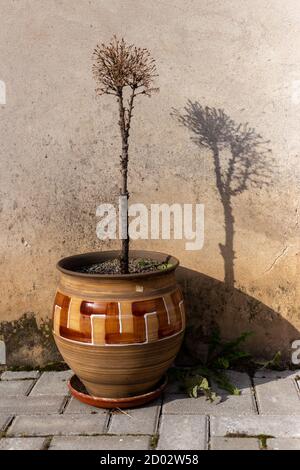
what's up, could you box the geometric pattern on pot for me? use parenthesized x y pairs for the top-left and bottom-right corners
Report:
(53, 289), (185, 346)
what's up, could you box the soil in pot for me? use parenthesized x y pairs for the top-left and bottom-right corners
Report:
(78, 256), (173, 275)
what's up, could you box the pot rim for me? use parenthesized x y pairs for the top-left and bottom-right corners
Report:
(57, 250), (179, 280)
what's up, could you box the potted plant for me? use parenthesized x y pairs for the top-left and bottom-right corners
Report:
(52, 37), (186, 407)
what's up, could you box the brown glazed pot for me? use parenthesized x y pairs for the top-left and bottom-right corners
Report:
(52, 250), (186, 399)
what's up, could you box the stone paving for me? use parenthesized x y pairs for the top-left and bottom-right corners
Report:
(0, 369), (299, 450)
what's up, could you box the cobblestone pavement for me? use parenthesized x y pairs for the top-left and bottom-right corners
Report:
(0, 369), (299, 450)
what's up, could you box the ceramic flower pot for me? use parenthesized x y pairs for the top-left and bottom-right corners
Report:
(52, 250), (185, 399)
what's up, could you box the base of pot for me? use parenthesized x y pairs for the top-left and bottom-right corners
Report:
(68, 374), (168, 409)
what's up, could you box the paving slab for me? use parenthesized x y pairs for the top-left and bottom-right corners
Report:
(254, 376), (300, 415)
(49, 435), (150, 450)
(0, 415), (12, 431)
(109, 401), (161, 435)
(64, 396), (107, 414)
(1, 371), (40, 380)
(0, 380), (34, 396)
(211, 416), (300, 438)
(214, 371), (252, 393)
(210, 437), (261, 450)
(157, 415), (207, 450)
(7, 413), (108, 437)
(0, 437), (46, 450)
(163, 393), (256, 416)
(267, 438), (300, 450)
(0, 396), (65, 415)
(254, 370), (300, 380)
(30, 370), (72, 396)
(1, 369), (299, 450)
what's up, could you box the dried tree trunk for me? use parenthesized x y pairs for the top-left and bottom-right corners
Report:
(118, 90), (129, 274)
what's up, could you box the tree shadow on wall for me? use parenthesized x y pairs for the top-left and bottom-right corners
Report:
(174, 102), (274, 289)
(171, 103), (298, 362)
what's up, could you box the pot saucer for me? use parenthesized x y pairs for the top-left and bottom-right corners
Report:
(68, 374), (168, 409)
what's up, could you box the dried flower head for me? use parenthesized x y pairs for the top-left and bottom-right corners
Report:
(92, 36), (158, 96)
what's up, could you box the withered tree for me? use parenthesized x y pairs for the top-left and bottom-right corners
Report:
(93, 37), (158, 273)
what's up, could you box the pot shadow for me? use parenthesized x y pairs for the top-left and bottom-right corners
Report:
(162, 266), (300, 404)
(176, 266), (299, 366)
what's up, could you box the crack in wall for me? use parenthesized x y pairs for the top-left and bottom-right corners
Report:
(263, 245), (289, 274)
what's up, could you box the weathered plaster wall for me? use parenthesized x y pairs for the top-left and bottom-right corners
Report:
(0, 0), (299, 366)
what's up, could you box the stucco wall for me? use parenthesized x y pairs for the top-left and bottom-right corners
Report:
(0, 0), (299, 366)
